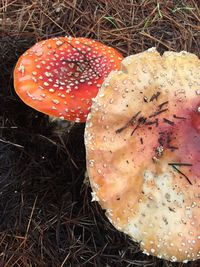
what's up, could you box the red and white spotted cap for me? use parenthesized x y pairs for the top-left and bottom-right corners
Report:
(14, 37), (123, 122)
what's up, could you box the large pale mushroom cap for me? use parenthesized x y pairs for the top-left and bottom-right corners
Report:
(85, 48), (200, 262)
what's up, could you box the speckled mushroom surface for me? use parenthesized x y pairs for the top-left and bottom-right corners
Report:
(14, 37), (123, 122)
(85, 48), (200, 262)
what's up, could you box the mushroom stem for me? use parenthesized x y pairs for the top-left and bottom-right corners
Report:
(48, 116), (75, 134)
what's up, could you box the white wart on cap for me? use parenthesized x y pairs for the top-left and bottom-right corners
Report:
(85, 48), (200, 262)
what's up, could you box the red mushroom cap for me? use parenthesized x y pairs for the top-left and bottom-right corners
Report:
(14, 37), (123, 122)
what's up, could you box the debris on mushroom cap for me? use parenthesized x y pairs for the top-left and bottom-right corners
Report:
(85, 48), (200, 262)
(13, 36), (123, 122)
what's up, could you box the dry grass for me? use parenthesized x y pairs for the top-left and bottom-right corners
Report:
(0, 0), (200, 266)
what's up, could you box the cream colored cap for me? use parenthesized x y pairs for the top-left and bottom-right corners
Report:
(85, 48), (200, 262)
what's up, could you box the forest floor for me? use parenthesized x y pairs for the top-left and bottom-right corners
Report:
(0, 0), (199, 266)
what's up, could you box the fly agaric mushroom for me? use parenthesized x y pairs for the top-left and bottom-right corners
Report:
(14, 37), (123, 123)
(85, 48), (200, 262)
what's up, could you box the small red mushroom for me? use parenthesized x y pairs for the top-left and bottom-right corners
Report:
(14, 37), (123, 122)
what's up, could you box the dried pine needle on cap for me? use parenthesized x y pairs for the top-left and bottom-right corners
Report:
(85, 48), (200, 263)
